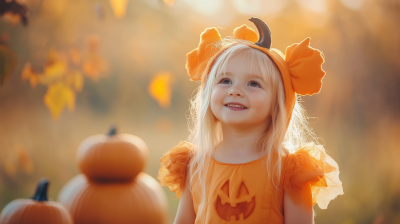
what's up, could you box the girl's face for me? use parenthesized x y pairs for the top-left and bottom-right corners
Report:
(210, 52), (273, 129)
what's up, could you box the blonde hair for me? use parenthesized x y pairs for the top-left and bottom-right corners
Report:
(187, 38), (318, 215)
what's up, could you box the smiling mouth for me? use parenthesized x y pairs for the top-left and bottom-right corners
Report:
(224, 104), (248, 109)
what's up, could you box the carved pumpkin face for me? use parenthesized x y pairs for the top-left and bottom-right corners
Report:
(215, 180), (255, 221)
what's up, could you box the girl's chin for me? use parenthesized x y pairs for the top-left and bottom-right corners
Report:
(218, 116), (268, 127)
(219, 119), (255, 126)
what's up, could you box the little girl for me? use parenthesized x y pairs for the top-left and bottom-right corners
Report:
(158, 17), (343, 224)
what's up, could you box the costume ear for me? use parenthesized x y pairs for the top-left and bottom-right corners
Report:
(285, 37), (325, 96)
(233, 25), (258, 43)
(186, 28), (222, 81)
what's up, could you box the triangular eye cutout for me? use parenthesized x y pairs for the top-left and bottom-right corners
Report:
(221, 180), (230, 197)
(237, 182), (250, 198)
(249, 17), (272, 49)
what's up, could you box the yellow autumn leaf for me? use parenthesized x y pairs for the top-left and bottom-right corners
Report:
(17, 146), (33, 174)
(44, 82), (76, 120)
(3, 144), (33, 176)
(43, 49), (67, 79)
(66, 71), (84, 92)
(109, 0), (129, 18)
(83, 36), (108, 81)
(148, 72), (174, 109)
(69, 48), (82, 66)
(24, 49), (69, 86)
(22, 48), (86, 120)
(44, 61), (65, 78)
(4, 161), (16, 176)
(21, 63), (41, 88)
(83, 52), (108, 81)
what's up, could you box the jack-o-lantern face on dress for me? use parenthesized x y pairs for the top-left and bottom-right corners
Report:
(215, 180), (255, 221)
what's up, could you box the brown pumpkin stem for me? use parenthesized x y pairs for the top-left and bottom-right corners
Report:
(32, 178), (49, 201)
(108, 126), (117, 136)
(249, 17), (272, 49)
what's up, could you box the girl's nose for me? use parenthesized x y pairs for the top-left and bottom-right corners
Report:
(228, 86), (244, 97)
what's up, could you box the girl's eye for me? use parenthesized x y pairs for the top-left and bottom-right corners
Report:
(248, 81), (261, 88)
(220, 78), (232, 84)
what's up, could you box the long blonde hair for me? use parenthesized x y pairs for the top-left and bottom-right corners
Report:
(187, 38), (318, 215)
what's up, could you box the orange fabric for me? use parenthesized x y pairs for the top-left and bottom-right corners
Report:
(285, 38), (325, 95)
(186, 28), (222, 81)
(158, 143), (343, 223)
(283, 143), (344, 209)
(158, 141), (194, 198)
(185, 25), (325, 123)
(233, 25), (258, 43)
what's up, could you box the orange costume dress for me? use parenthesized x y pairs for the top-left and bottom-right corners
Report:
(158, 142), (343, 224)
(158, 18), (344, 223)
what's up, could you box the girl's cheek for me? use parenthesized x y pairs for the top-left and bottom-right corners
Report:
(252, 93), (272, 111)
(210, 90), (221, 112)
(211, 88), (224, 102)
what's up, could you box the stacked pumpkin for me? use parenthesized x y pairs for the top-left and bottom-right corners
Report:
(58, 127), (167, 224)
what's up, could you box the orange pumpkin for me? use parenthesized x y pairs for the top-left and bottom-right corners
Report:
(77, 127), (148, 182)
(58, 174), (167, 224)
(59, 127), (167, 224)
(0, 179), (73, 224)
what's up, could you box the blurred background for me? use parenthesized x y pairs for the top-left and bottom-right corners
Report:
(1, 0), (400, 223)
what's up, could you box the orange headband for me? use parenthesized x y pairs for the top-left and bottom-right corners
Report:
(186, 18), (325, 123)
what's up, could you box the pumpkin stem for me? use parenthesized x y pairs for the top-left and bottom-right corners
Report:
(108, 126), (117, 136)
(32, 178), (49, 201)
(249, 17), (272, 49)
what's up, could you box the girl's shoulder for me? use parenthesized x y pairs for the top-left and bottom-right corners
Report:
(157, 141), (195, 198)
(282, 143), (344, 209)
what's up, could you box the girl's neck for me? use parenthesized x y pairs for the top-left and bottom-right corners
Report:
(216, 122), (266, 156)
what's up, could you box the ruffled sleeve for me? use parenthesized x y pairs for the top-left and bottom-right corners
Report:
(157, 141), (195, 198)
(283, 143), (344, 209)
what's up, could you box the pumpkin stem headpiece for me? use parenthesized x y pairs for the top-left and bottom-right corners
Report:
(249, 17), (271, 49)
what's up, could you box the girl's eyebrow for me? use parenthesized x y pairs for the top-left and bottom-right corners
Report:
(217, 71), (229, 77)
(221, 72), (264, 81)
(245, 73), (265, 82)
